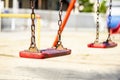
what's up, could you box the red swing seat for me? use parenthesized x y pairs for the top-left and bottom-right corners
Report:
(19, 48), (71, 59)
(87, 0), (117, 49)
(19, 0), (74, 59)
(88, 41), (117, 48)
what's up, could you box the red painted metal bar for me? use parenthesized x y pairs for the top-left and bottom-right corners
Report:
(53, 0), (76, 47)
(110, 24), (120, 34)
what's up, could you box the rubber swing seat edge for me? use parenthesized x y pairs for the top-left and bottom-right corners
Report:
(19, 48), (71, 59)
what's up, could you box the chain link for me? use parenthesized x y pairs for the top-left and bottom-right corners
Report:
(56, 0), (64, 49)
(29, 0), (38, 52)
(94, 0), (100, 43)
(107, 0), (112, 42)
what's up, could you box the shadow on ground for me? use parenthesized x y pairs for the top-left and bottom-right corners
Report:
(16, 66), (120, 80)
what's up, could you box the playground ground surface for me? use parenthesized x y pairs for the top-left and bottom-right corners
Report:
(0, 28), (120, 80)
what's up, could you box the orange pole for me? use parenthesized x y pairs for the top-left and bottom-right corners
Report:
(53, 0), (76, 47)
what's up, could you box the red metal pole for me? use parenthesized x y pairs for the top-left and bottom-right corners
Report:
(53, 0), (76, 47)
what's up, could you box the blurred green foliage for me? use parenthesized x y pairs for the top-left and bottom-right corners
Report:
(78, 0), (94, 12)
(99, 0), (107, 13)
(78, 0), (107, 13)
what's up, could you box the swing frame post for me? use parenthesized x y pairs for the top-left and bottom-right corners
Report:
(53, 0), (76, 47)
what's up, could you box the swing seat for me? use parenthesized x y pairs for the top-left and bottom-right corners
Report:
(88, 43), (106, 48)
(19, 48), (71, 59)
(88, 41), (117, 48)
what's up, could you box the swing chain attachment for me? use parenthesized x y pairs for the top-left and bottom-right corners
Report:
(106, 0), (112, 42)
(29, 0), (38, 52)
(94, 0), (100, 44)
(56, 0), (65, 50)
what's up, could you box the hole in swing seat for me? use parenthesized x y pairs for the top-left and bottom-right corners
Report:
(88, 41), (117, 48)
(19, 48), (71, 59)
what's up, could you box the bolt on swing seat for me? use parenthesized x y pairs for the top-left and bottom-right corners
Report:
(19, 0), (75, 59)
(88, 0), (117, 48)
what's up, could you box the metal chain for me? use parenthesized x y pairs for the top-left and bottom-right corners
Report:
(94, 0), (100, 43)
(107, 0), (112, 42)
(56, 0), (64, 49)
(29, 0), (38, 52)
